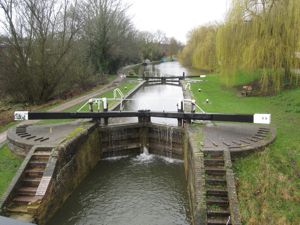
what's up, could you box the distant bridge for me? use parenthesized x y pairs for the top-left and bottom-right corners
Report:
(126, 75), (200, 84)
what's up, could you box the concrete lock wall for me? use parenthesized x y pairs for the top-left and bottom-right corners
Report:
(35, 123), (101, 225)
(183, 125), (207, 225)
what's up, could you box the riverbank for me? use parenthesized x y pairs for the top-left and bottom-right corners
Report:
(189, 74), (300, 224)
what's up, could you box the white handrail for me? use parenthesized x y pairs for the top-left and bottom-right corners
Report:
(185, 82), (191, 90)
(183, 98), (205, 113)
(113, 88), (125, 110)
(113, 88), (124, 99)
(77, 98), (95, 112)
(226, 216), (231, 225)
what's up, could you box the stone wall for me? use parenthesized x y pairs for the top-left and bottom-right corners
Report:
(184, 125), (206, 225)
(35, 123), (100, 225)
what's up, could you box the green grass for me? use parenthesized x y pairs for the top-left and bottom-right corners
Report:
(190, 74), (300, 224)
(64, 79), (139, 112)
(0, 145), (23, 197)
(0, 121), (18, 133)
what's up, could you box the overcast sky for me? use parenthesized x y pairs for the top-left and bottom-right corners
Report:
(125, 0), (230, 43)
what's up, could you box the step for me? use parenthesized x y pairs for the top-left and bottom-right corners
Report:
(239, 139), (250, 144)
(204, 151), (224, 159)
(204, 159), (225, 167)
(207, 199), (229, 207)
(222, 142), (231, 147)
(8, 213), (34, 223)
(6, 205), (28, 214)
(254, 133), (267, 138)
(32, 154), (50, 161)
(206, 195), (228, 202)
(17, 187), (37, 196)
(25, 169), (44, 177)
(258, 127), (269, 131)
(246, 137), (258, 142)
(205, 168), (226, 175)
(34, 148), (52, 153)
(28, 161), (47, 168)
(252, 136), (263, 140)
(33, 151), (51, 156)
(206, 178), (227, 185)
(26, 136), (36, 140)
(12, 195), (37, 204)
(22, 177), (41, 187)
(207, 189), (228, 197)
(207, 218), (231, 225)
(206, 173), (226, 180)
(257, 130), (268, 134)
(232, 141), (242, 145)
(207, 210), (230, 218)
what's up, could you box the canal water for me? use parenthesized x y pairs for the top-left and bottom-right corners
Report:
(47, 62), (192, 225)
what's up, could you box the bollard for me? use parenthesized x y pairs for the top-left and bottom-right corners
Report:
(183, 72), (185, 79)
(138, 110), (151, 123)
(191, 100), (196, 113)
(177, 100), (184, 127)
(103, 98), (108, 125)
(97, 99), (101, 112)
(88, 99), (94, 112)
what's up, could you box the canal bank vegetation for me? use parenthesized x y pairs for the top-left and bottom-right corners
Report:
(179, 0), (300, 95)
(0, 0), (182, 105)
(190, 75), (300, 224)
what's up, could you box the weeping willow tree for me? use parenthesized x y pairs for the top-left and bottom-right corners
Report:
(217, 0), (300, 93)
(178, 25), (218, 71)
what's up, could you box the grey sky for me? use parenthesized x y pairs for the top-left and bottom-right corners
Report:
(125, 0), (230, 43)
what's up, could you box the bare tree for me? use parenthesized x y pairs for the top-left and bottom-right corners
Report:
(0, 0), (81, 103)
(80, 0), (139, 74)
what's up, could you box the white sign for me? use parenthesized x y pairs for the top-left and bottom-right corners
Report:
(254, 114), (271, 124)
(14, 111), (28, 120)
(200, 75), (206, 78)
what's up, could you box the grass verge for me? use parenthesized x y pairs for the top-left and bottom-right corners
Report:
(190, 74), (300, 224)
(0, 145), (23, 197)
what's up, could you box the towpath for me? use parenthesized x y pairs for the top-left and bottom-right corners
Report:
(0, 76), (124, 148)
